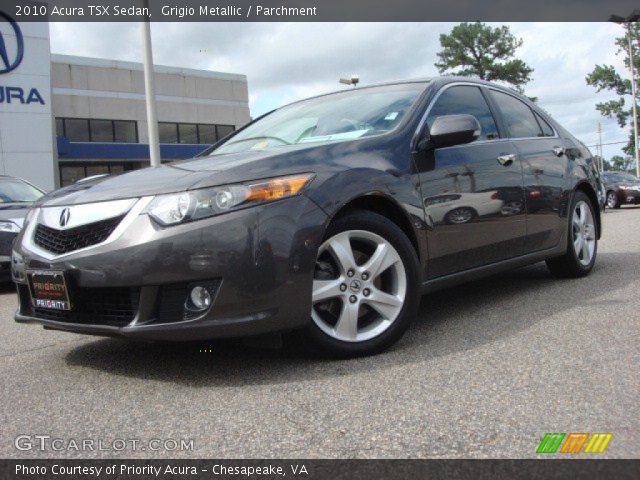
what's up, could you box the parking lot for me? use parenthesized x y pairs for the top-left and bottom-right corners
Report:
(0, 207), (638, 459)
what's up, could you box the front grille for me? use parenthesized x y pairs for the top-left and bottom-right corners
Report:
(20, 284), (140, 327)
(33, 215), (125, 255)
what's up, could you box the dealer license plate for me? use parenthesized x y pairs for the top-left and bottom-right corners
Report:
(27, 270), (71, 310)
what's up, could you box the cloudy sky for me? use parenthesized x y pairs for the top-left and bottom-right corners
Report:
(50, 22), (631, 159)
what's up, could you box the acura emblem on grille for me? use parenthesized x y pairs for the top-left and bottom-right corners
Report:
(59, 208), (71, 227)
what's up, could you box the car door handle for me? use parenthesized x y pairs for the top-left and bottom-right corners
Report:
(552, 146), (565, 157)
(497, 153), (516, 166)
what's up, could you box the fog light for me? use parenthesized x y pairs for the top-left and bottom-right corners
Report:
(189, 286), (211, 311)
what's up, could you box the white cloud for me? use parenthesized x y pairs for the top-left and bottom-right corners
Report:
(50, 21), (634, 158)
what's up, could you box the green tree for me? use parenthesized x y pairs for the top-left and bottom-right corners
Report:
(608, 154), (634, 172)
(435, 22), (534, 93)
(586, 23), (639, 158)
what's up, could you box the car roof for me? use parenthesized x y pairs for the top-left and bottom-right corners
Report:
(277, 76), (526, 111)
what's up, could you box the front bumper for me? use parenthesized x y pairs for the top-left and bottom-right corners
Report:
(621, 189), (640, 204)
(13, 195), (327, 341)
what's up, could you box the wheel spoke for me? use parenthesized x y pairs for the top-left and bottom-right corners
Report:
(312, 279), (344, 304)
(326, 232), (355, 275)
(364, 288), (403, 320)
(579, 204), (587, 227)
(584, 224), (595, 240)
(572, 213), (581, 230)
(574, 234), (584, 256)
(582, 239), (591, 262)
(334, 302), (359, 340)
(361, 242), (400, 279)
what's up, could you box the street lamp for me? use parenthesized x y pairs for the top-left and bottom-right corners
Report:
(339, 75), (360, 87)
(610, 10), (640, 176)
(140, 0), (161, 167)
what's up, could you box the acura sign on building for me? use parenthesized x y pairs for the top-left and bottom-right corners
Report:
(0, 10), (57, 190)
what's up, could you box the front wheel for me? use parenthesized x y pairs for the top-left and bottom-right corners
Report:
(308, 210), (420, 356)
(546, 191), (597, 278)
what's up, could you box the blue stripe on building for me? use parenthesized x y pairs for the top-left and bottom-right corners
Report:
(57, 136), (209, 161)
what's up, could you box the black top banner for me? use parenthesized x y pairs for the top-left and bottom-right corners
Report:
(7, 0), (640, 22)
(2, 459), (640, 480)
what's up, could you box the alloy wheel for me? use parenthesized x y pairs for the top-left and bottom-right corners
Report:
(572, 200), (596, 266)
(606, 192), (617, 209)
(311, 230), (407, 343)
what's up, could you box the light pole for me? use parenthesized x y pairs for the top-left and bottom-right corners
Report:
(610, 10), (640, 176)
(140, 0), (161, 167)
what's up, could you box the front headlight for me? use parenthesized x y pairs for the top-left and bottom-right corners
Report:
(146, 173), (314, 226)
(0, 221), (21, 233)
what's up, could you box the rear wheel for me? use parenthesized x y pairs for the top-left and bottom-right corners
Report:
(546, 191), (597, 278)
(606, 191), (619, 209)
(308, 210), (420, 356)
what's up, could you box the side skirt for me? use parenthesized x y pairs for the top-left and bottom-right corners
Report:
(420, 244), (566, 295)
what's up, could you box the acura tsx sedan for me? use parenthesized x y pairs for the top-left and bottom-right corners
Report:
(12, 77), (602, 355)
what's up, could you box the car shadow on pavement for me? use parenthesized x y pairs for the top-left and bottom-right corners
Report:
(0, 282), (17, 294)
(65, 252), (637, 387)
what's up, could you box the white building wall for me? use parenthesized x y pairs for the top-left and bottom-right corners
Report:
(50, 55), (251, 144)
(0, 18), (57, 191)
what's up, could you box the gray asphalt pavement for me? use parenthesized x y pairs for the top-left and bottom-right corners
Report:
(1, 208), (638, 459)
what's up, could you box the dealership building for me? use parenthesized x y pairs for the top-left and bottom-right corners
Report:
(0, 14), (251, 191)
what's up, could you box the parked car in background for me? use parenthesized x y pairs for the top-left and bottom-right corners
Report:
(602, 171), (640, 209)
(0, 176), (44, 280)
(425, 191), (503, 224)
(12, 77), (602, 356)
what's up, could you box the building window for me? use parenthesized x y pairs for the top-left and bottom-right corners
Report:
(90, 119), (113, 142)
(158, 122), (236, 144)
(114, 120), (137, 143)
(158, 123), (179, 144)
(56, 118), (138, 143)
(63, 119), (90, 142)
(55, 118), (64, 137)
(216, 125), (235, 140)
(178, 123), (198, 144)
(198, 124), (217, 144)
(59, 162), (146, 187)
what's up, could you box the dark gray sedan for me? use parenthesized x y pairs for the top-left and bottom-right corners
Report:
(12, 78), (601, 355)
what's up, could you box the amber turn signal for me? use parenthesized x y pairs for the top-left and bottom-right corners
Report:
(246, 174), (314, 202)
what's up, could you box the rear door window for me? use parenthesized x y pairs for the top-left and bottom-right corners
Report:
(427, 85), (499, 141)
(533, 111), (555, 137)
(489, 90), (542, 138)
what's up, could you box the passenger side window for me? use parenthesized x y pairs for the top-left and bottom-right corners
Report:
(427, 86), (499, 141)
(490, 90), (542, 138)
(533, 111), (555, 137)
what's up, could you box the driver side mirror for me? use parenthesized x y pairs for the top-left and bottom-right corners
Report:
(422, 114), (481, 150)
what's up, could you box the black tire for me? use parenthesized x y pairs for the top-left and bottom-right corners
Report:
(307, 210), (420, 357)
(606, 190), (620, 209)
(546, 191), (597, 278)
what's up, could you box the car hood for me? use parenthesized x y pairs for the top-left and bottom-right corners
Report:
(37, 144), (338, 207)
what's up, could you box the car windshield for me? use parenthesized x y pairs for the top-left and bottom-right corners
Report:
(0, 178), (43, 203)
(212, 83), (426, 155)
(603, 172), (639, 183)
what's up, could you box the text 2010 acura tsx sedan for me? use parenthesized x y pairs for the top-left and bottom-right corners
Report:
(12, 77), (602, 356)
